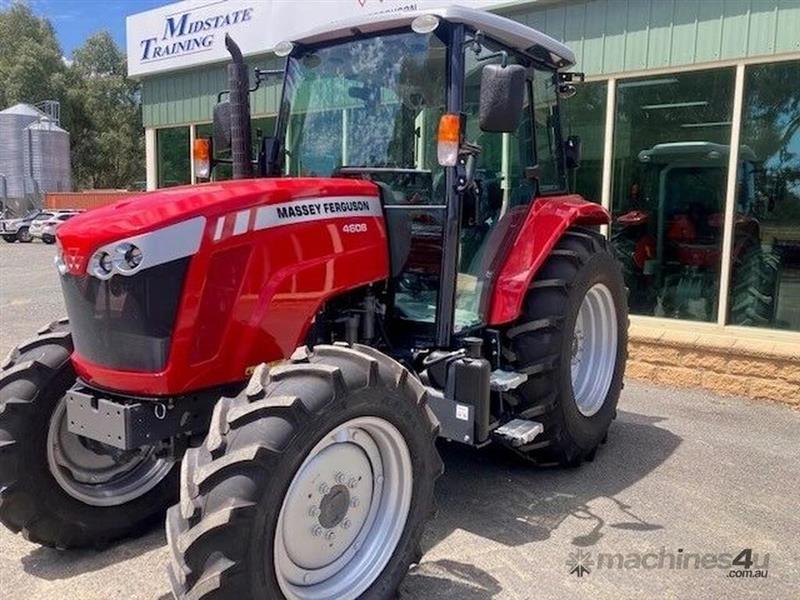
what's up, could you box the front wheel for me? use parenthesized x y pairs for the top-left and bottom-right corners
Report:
(0, 320), (178, 548)
(42, 234), (55, 244)
(167, 344), (442, 600)
(502, 227), (628, 466)
(2, 234), (16, 243)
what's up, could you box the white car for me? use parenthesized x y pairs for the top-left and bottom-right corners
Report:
(1, 209), (80, 243)
(29, 212), (81, 244)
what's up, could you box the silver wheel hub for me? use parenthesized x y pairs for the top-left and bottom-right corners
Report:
(46, 397), (175, 506)
(275, 416), (413, 600)
(571, 283), (619, 417)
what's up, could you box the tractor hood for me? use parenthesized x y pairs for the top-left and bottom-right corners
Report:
(56, 177), (380, 276)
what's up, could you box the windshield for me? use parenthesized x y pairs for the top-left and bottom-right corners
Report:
(281, 30), (447, 177)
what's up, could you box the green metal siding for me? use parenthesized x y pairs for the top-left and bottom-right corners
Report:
(141, 0), (800, 127)
(142, 54), (283, 128)
(504, 0), (800, 76)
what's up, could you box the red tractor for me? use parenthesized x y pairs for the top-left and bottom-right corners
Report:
(0, 7), (627, 599)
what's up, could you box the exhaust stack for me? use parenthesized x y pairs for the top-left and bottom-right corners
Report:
(225, 34), (252, 179)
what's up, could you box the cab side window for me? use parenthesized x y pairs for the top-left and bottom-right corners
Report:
(532, 69), (566, 193)
(455, 41), (537, 332)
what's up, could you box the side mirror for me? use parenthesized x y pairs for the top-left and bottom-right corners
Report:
(213, 101), (232, 152)
(564, 135), (582, 170)
(479, 63), (526, 133)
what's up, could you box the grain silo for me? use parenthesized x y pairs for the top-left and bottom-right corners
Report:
(0, 103), (72, 215)
(0, 103), (44, 200)
(25, 117), (72, 194)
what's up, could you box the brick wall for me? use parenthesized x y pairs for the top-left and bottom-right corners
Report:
(626, 324), (800, 404)
(44, 191), (139, 211)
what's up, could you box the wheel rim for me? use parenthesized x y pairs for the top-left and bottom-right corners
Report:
(274, 416), (413, 600)
(46, 397), (175, 506)
(19, 229), (31, 242)
(570, 283), (619, 417)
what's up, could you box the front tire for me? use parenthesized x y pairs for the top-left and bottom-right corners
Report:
(2, 234), (16, 243)
(0, 320), (178, 548)
(167, 344), (443, 600)
(502, 227), (628, 466)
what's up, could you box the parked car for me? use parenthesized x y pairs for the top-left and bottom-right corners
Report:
(30, 211), (81, 244)
(1, 209), (81, 243)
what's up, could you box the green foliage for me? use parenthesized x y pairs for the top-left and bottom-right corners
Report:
(0, 2), (144, 190)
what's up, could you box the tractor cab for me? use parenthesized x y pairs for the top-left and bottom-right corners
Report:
(202, 6), (581, 349)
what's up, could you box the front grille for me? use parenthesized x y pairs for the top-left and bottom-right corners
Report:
(60, 258), (190, 372)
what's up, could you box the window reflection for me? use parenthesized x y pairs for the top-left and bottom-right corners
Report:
(561, 80), (606, 202)
(610, 69), (735, 322)
(729, 60), (800, 331)
(157, 127), (190, 188)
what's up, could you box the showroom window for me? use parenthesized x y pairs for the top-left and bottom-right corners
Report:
(157, 126), (190, 188)
(727, 60), (800, 331)
(561, 80), (606, 203)
(610, 68), (736, 322)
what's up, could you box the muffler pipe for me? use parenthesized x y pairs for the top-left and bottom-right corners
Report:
(225, 34), (252, 179)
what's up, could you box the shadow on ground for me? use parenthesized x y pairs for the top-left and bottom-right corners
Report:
(402, 409), (682, 596)
(20, 525), (165, 581)
(17, 409), (680, 599)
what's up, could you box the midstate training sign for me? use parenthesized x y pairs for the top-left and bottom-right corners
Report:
(126, 0), (505, 78)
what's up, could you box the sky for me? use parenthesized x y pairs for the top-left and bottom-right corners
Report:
(2, 0), (170, 58)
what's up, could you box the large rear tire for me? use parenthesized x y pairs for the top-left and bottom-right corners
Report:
(167, 344), (442, 600)
(0, 320), (178, 548)
(502, 227), (628, 466)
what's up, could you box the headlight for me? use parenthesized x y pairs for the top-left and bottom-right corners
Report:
(125, 244), (143, 268)
(116, 242), (143, 272)
(90, 250), (114, 279)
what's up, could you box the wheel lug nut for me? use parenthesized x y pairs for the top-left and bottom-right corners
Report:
(325, 530), (336, 541)
(335, 472), (346, 484)
(347, 477), (358, 489)
(341, 518), (351, 530)
(318, 482), (330, 495)
(308, 506), (320, 518)
(312, 525), (323, 537)
(350, 497), (360, 508)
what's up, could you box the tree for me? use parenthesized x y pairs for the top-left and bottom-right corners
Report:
(0, 3), (65, 108)
(69, 31), (144, 189)
(0, 2), (144, 190)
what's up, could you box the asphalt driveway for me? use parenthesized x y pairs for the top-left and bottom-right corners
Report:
(1, 242), (798, 599)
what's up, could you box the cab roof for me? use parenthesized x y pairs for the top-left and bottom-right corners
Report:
(288, 5), (575, 71)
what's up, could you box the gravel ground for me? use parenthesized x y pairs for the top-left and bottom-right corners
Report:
(1, 241), (798, 599)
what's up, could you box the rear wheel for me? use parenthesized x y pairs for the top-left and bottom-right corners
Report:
(42, 234), (55, 244)
(502, 227), (628, 466)
(167, 344), (442, 600)
(0, 320), (178, 548)
(2, 234), (16, 243)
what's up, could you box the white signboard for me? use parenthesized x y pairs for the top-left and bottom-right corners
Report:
(126, 0), (508, 77)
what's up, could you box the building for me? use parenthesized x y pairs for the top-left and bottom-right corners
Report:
(127, 0), (799, 401)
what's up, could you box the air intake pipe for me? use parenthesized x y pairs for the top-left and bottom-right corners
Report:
(225, 34), (252, 179)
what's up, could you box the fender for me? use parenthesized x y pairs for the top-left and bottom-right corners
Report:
(487, 195), (610, 325)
